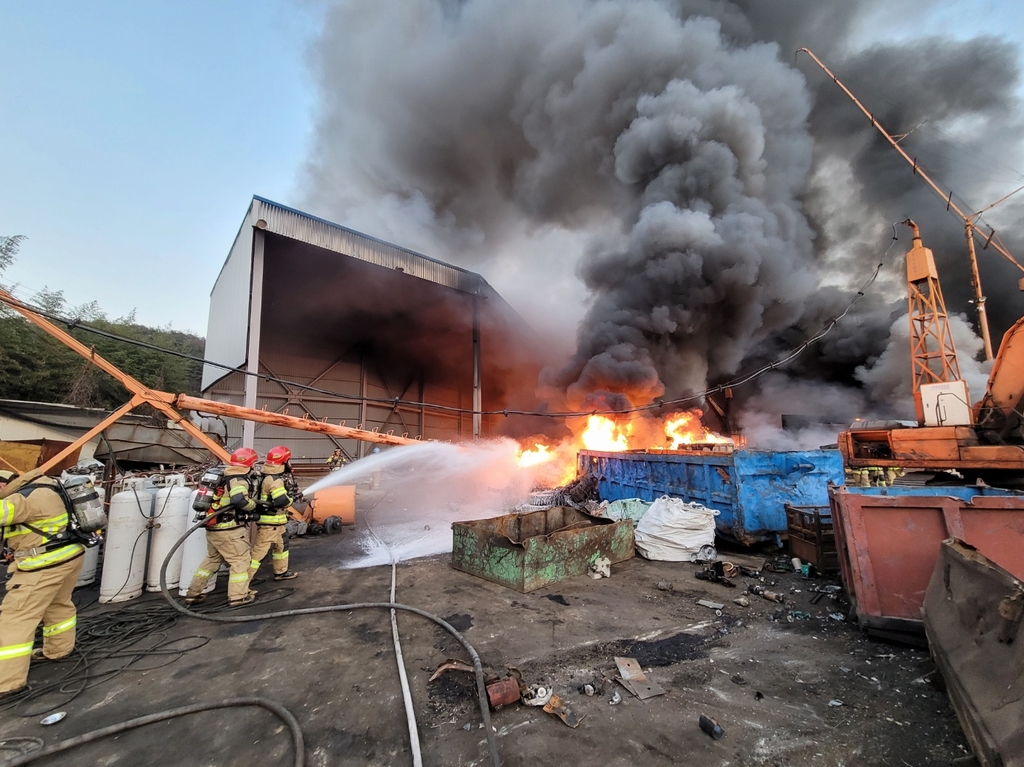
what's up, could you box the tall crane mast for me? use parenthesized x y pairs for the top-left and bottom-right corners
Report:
(903, 219), (964, 423)
(798, 48), (1024, 361)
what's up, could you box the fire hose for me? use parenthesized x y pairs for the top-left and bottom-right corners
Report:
(1, 698), (304, 767)
(157, 512), (501, 767)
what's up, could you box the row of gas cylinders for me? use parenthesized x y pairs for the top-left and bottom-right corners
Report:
(76, 476), (218, 602)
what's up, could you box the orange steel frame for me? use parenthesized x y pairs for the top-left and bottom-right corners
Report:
(0, 288), (418, 476)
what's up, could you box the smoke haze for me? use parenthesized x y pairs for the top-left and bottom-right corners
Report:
(302, 0), (1024, 436)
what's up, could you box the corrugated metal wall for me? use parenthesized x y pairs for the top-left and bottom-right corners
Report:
(203, 351), (470, 460)
(201, 208), (254, 391)
(252, 197), (482, 295)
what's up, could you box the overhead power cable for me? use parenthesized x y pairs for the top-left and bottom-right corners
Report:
(0, 242), (890, 421)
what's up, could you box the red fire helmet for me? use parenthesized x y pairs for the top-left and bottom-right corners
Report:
(264, 445), (292, 466)
(228, 447), (259, 468)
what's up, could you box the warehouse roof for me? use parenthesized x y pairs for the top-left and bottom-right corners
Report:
(232, 196), (491, 296)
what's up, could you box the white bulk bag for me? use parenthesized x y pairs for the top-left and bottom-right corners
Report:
(633, 496), (719, 561)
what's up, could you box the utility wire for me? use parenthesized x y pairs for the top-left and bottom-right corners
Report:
(1, 243), (892, 421)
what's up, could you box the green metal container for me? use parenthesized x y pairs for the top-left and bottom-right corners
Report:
(451, 506), (635, 592)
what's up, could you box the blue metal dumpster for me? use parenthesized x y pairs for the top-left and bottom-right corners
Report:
(579, 448), (845, 544)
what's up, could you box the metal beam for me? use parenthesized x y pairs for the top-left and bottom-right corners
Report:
(242, 227), (266, 447)
(175, 395), (420, 446)
(0, 287), (231, 462)
(35, 396), (145, 476)
(472, 293), (481, 439)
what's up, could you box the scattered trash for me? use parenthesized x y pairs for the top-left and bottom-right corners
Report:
(737, 566), (762, 578)
(40, 712), (66, 726)
(486, 676), (521, 710)
(810, 592), (827, 605)
(732, 595), (750, 607)
(463, 723), (472, 731)
(731, 674), (747, 686)
(829, 612), (846, 622)
(656, 581), (674, 592)
(696, 560), (736, 587)
(698, 714), (725, 740)
(696, 599), (725, 611)
(428, 658), (475, 682)
(588, 555), (611, 579)
(828, 699), (844, 707)
(721, 562), (739, 579)
(789, 610), (811, 620)
(791, 557), (803, 571)
(609, 691), (622, 705)
(615, 656), (666, 700)
(521, 685), (554, 707)
(754, 691), (764, 701)
(693, 544), (719, 563)
(748, 584), (786, 603)
(543, 694), (583, 728)
(840, 667), (852, 674)
(577, 676), (606, 697)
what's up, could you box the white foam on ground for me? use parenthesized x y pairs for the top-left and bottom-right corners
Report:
(306, 440), (537, 568)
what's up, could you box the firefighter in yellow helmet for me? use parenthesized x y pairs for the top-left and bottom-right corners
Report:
(0, 475), (85, 695)
(249, 446), (299, 581)
(184, 447), (260, 606)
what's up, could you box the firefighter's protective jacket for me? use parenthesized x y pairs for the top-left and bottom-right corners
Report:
(0, 478), (84, 571)
(207, 466), (256, 530)
(257, 464), (293, 526)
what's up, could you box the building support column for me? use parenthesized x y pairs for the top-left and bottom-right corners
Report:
(242, 228), (265, 448)
(472, 293), (481, 439)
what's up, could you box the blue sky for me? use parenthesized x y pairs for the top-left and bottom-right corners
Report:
(0, 1), (321, 332)
(1, 0), (1023, 334)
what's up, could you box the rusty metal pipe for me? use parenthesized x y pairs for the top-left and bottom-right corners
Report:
(174, 395), (421, 447)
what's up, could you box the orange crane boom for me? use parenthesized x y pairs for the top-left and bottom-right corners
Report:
(0, 287), (419, 476)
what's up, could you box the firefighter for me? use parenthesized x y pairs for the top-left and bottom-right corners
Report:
(184, 447), (260, 606)
(250, 446), (298, 581)
(0, 470), (14, 491)
(0, 476), (85, 695)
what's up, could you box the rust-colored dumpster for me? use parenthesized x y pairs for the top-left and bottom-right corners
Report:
(829, 485), (1024, 640)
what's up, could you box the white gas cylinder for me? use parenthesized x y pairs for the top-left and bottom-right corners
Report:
(99, 479), (153, 603)
(146, 476), (192, 592)
(75, 485), (104, 588)
(178, 490), (217, 596)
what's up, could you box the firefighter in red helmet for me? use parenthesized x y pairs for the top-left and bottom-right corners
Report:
(250, 446), (298, 581)
(184, 447), (260, 606)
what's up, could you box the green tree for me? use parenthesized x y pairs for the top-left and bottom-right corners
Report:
(0, 234), (206, 408)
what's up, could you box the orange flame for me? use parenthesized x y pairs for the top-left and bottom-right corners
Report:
(663, 409), (735, 449)
(580, 415), (630, 452)
(517, 443), (555, 468)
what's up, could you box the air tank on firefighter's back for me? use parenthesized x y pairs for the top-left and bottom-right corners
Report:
(178, 489), (217, 597)
(75, 485), (104, 588)
(146, 475), (192, 592)
(99, 478), (154, 603)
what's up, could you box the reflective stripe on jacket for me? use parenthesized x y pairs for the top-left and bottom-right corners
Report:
(1, 480), (85, 571)
(257, 474), (292, 526)
(207, 472), (255, 530)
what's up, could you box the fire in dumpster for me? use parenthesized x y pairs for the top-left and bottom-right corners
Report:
(516, 409), (737, 487)
(661, 410), (735, 450)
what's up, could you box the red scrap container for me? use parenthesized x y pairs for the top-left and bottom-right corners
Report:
(828, 485), (1024, 640)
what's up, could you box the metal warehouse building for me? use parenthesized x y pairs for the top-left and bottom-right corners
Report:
(200, 197), (540, 466)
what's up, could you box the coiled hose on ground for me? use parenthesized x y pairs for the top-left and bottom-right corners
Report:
(158, 514), (501, 767)
(2, 698), (304, 767)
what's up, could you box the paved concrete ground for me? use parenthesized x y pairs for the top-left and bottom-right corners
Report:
(0, 525), (972, 767)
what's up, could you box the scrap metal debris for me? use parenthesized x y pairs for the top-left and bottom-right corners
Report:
(588, 555), (611, 579)
(698, 714), (725, 740)
(542, 694), (583, 728)
(614, 657), (666, 700)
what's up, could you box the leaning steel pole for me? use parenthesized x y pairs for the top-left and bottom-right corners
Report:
(797, 47), (1024, 361)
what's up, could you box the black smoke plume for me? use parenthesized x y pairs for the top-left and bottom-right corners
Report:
(302, 0), (1024, 437)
